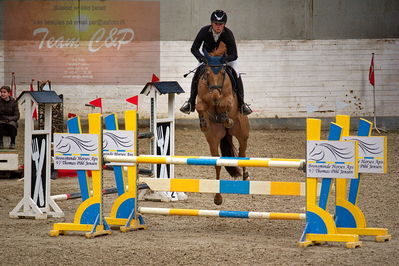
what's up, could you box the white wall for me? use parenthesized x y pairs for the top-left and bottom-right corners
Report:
(1, 39), (398, 121)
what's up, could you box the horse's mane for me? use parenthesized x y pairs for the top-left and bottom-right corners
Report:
(210, 41), (226, 57)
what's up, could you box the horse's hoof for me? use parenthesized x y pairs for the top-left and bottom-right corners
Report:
(224, 118), (234, 128)
(243, 171), (250, 180)
(214, 193), (223, 205)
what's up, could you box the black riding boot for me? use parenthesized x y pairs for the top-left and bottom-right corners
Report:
(236, 76), (252, 115)
(180, 68), (201, 114)
(10, 135), (16, 149)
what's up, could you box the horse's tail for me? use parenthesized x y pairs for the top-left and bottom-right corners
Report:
(220, 134), (241, 178)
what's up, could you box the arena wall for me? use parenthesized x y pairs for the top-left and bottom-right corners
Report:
(0, 1), (398, 129)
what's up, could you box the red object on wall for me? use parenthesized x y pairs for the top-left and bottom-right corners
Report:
(369, 53), (375, 86)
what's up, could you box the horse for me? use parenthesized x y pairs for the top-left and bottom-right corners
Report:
(195, 43), (250, 205)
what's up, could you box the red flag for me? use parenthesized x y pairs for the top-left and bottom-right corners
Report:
(126, 95), (138, 105)
(89, 97), (102, 108)
(67, 113), (77, 118)
(151, 73), (160, 82)
(10, 72), (16, 97)
(88, 97), (102, 113)
(126, 95), (139, 111)
(30, 80), (38, 120)
(369, 53), (375, 86)
(30, 79), (35, 91)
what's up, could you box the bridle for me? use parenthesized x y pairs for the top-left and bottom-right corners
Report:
(202, 64), (226, 94)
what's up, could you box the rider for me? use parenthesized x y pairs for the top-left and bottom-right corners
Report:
(180, 9), (252, 115)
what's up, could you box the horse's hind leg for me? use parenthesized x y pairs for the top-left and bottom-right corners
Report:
(214, 166), (223, 205)
(207, 136), (223, 205)
(238, 136), (249, 180)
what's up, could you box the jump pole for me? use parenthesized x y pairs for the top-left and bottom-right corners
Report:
(139, 177), (323, 197)
(51, 184), (150, 201)
(139, 207), (306, 220)
(105, 155), (305, 169)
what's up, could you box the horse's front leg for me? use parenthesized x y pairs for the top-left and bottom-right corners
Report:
(218, 99), (234, 128)
(196, 101), (208, 132)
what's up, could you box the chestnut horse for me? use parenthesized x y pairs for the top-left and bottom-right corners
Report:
(195, 43), (250, 205)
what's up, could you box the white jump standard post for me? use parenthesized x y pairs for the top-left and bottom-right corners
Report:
(10, 91), (64, 219)
(140, 81), (187, 201)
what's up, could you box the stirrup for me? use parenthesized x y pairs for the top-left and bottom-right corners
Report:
(241, 103), (253, 115)
(180, 101), (192, 114)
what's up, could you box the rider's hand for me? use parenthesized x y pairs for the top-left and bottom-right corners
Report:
(220, 56), (227, 64)
(199, 56), (207, 64)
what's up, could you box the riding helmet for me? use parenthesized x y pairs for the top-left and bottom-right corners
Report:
(210, 10), (227, 24)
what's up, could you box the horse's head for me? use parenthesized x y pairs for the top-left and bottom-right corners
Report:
(202, 49), (228, 104)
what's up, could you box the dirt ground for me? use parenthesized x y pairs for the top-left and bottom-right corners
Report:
(0, 125), (398, 265)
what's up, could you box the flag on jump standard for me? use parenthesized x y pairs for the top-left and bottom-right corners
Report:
(30, 79), (38, 120)
(89, 97), (103, 114)
(151, 73), (160, 82)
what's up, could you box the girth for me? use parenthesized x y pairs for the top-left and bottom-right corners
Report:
(207, 111), (229, 124)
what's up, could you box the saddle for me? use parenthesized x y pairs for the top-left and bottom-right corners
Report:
(225, 66), (237, 91)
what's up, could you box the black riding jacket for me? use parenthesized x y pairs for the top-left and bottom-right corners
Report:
(191, 25), (238, 63)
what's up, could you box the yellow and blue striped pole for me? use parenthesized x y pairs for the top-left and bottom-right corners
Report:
(140, 177), (323, 196)
(139, 207), (305, 220)
(105, 155), (305, 169)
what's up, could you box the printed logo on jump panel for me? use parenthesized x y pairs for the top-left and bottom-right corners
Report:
(342, 136), (387, 173)
(103, 130), (134, 156)
(307, 140), (358, 179)
(308, 142), (354, 161)
(54, 133), (99, 170)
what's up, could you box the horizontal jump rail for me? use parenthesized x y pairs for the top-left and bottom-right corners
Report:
(51, 183), (150, 201)
(105, 155), (306, 169)
(104, 165), (153, 176)
(139, 177), (322, 196)
(138, 132), (154, 139)
(139, 207), (306, 220)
